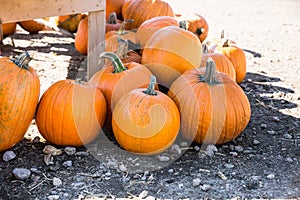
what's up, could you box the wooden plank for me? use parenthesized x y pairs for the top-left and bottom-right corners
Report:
(0, 0), (105, 23)
(87, 10), (106, 79)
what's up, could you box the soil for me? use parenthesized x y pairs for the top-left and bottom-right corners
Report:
(0, 0), (299, 199)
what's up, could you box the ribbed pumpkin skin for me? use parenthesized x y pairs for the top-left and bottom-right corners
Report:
(122, 0), (175, 30)
(136, 16), (179, 48)
(75, 17), (88, 55)
(19, 20), (45, 34)
(36, 80), (107, 147)
(142, 26), (202, 88)
(168, 64), (251, 144)
(201, 52), (236, 81)
(112, 88), (180, 155)
(2, 22), (17, 36)
(0, 57), (40, 152)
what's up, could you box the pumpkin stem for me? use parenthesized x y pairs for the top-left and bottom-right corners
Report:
(116, 37), (129, 59)
(199, 58), (220, 85)
(106, 12), (118, 24)
(12, 51), (31, 70)
(202, 44), (209, 53)
(116, 19), (134, 35)
(100, 51), (127, 73)
(179, 21), (187, 30)
(195, 28), (205, 36)
(223, 39), (230, 47)
(143, 75), (157, 96)
(220, 30), (225, 39)
(75, 78), (84, 84)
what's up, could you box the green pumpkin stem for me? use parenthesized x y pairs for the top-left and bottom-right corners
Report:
(116, 19), (134, 35)
(12, 51), (31, 70)
(200, 58), (220, 85)
(143, 75), (157, 96)
(100, 52), (127, 73)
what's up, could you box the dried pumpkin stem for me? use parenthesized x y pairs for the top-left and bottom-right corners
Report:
(223, 39), (230, 47)
(100, 51), (127, 73)
(116, 37), (129, 59)
(12, 51), (31, 70)
(143, 75), (157, 96)
(200, 58), (220, 85)
(179, 21), (187, 30)
(116, 19), (134, 35)
(106, 12), (118, 24)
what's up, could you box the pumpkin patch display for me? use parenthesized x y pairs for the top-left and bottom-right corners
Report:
(168, 59), (251, 145)
(122, 0), (175, 30)
(112, 75), (180, 155)
(35, 79), (107, 147)
(142, 26), (202, 88)
(0, 52), (40, 152)
(89, 52), (153, 130)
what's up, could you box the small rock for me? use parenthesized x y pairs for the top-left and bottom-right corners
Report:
(168, 169), (174, 173)
(178, 183), (184, 189)
(3, 151), (16, 162)
(286, 157), (294, 162)
(170, 144), (181, 155)
(30, 167), (42, 174)
(44, 154), (54, 165)
(158, 155), (170, 162)
(12, 168), (31, 180)
(105, 171), (112, 177)
(62, 160), (73, 167)
(180, 141), (189, 147)
(260, 123), (267, 129)
(47, 195), (60, 200)
(234, 146), (244, 152)
(267, 130), (276, 135)
(253, 139), (260, 145)
(205, 150), (215, 157)
(201, 184), (211, 191)
(64, 147), (76, 155)
(119, 163), (127, 172)
(217, 171), (227, 180)
(72, 182), (85, 188)
(192, 178), (201, 187)
(53, 177), (62, 187)
(75, 151), (89, 157)
(266, 174), (275, 179)
(193, 146), (200, 152)
(139, 190), (148, 199)
(43, 145), (62, 156)
(224, 164), (235, 169)
(283, 133), (293, 139)
(272, 116), (280, 122)
(229, 151), (238, 156)
(206, 144), (218, 152)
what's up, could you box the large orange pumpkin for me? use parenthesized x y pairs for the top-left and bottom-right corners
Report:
(0, 52), (40, 152)
(142, 26), (202, 88)
(89, 52), (153, 130)
(2, 22), (17, 36)
(36, 79), (107, 147)
(75, 17), (88, 55)
(136, 16), (179, 48)
(19, 19), (45, 34)
(112, 75), (180, 155)
(122, 0), (175, 30)
(168, 59), (251, 145)
(106, 0), (126, 20)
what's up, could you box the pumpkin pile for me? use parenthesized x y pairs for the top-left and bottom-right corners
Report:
(0, 0), (252, 156)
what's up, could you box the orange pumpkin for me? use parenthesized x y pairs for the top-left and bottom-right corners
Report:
(0, 52), (40, 152)
(201, 45), (236, 81)
(122, 0), (175, 30)
(36, 79), (107, 147)
(2, 22), (17, 36)
(89, 52), (153, 130)
(75, 17), (88, 55)
(19, 19), (45, 34)
(168, 59), (251, 144)
(142, 26), (202, 88)
(112, 75), (180, 155)
(136, 16), (179, 48)
(58, 13), (85, 32)
(106, 12), (122, 33)
(106, 0), (126, 20)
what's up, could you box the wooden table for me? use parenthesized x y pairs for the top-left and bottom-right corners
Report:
(0, 0), (106, 79)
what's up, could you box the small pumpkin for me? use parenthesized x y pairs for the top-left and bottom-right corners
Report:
(58, 13), (85, 32)
(112, 75), (180, 155)
(89, 52), (153, 130)
(0, 52), (40, 152)
(136, 16), (179, 48)
(106, 0), (126, 20)
(106, 12), (122, 33)
(36, 79), (107, 147)
(2, 22), (17, 36)
(201, 45), (236, 81)
(75, 17), (88, 55)
(168, 59), (251, 144)
(142, 26), (202, 88)
(122, 0), (175, 30)
(19, 19), (45, 34)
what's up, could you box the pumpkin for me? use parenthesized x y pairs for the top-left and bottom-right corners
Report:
(19, 19), (45, 34)
(105, 19), (137, 52)
(89, 52), (153, 130)
(106, 0), (126, 20)
(122, 0), (175, 30)
(35, 79), (107, 146)
(168, 59), (251, 144)
(58, 13), (85, 32)
(116, 38), (142, 63)
(2, 22), (17, 36)
(201, 45), (236, 81)
(142, 26), (202, 88)
(75, 17), (88, 55)
(106, 12), (122, 33)
(136, 16), (179, 48)
(0, 52), (40, 152)
(178, 13), (209, 43)
(112, 75), (180, 155)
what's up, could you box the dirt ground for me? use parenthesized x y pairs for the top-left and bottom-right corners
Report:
(0, 0), (300, 199)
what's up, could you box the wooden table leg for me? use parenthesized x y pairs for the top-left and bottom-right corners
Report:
(87, 10), (106, 80)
